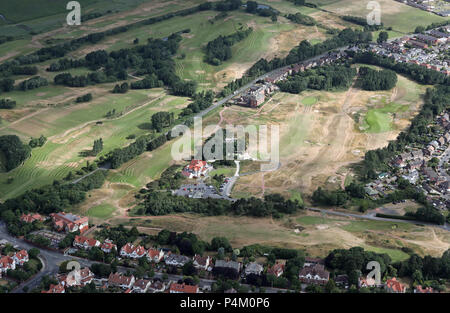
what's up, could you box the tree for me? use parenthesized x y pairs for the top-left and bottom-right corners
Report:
(0, 135), (32, 171)
(246, 1), (258, 13)
(182, 261), (197, 276)
(92, 138), (103, 155)
(211, 237), (232, 252)
(414, 26), (425, 34)
(28, 248), (40, 259)
(377, 31), (388, 44)
(412, 269), (424, 285)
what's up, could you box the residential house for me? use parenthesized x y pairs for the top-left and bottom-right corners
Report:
(193, 254), (211, 271)
(298, 264), (330, 285)
(182, 160), (213, 178)
(50, 212), (89, 234)
(411, 150), (423, 159)
(415, 34), (439, 45)
(41, 284), (65, 293)
(267, 262), (284, 277)
(169, 283), (199, 294)
(147, 248), (164, 263)
(424, 145), (435, 156)
(244, 262), (264, 276)
(13, 250), (29, 266)
(0, 255), (15, 275)
(414, 285), (434, 293)
(214, 260), (242, 273)
(304, 257), (325, 267)
(385, 277), (407, 293)
(120, 243), (147, 259)
(108, 273), (135, 289)
(100, 239), (117, 254)
(407, 159), (424, 171)
(133, 279), (151, 293)
(408, 39), (428, 49)
(423, 167), (439, 183)
(20, 213), (44, 224)
(73, 235), (100, 250)
(165, 254), (191, 267)
(148, 280), (166, 293)
(358, 277), (378, 288)
(78, 267), (95, 286)
(430, 140), (440, 150)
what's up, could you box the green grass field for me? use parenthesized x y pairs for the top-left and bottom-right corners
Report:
(302, 96), (318, 106)
(363, 245), (410, 262)
(0, 89), (186, 199)
(87, 204), (116, 219)
(318, 0), (448, 33)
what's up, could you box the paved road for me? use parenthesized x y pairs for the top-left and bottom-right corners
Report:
(70, 167), (109, 184)
(221, 161), (240, 197)
(438, 145), (450, 201)
(0, 222), (91, 292)
(0, 222), (220, 292)
(307, 207), (450, 231)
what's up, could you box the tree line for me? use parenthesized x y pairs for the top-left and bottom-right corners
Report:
(220, 27), (372, 97)
(138, 190), (303, 218)
(205, 28), (253, 65)
(352, 51), (449, 85)
(277, 64), (357, 94)
(358, 66), (397, 91)
(0, 170), (108, 236)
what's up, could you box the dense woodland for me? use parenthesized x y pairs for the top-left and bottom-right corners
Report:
(277, 64), (357, 93)
(358, 66), (397, 91)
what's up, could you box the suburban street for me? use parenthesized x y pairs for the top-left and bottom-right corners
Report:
(438, 145), (450, 201)
(0, 222), (218, 293)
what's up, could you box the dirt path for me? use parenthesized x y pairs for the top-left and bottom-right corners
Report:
(0, 107), (51, 131)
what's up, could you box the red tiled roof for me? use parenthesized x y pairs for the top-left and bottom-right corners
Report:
(42, 284), (65, 293)
(170, 283), (198, 293)
(267, 263), (284, 276)
(147, 249), (161, 258)
(20, 213), (44, 223)
(415, 285), (434, 293)
(133, 279), (150, 290)
(193, 255), (209, 267)
(74, 235), (98, 247)
(0, 255), (14, 268)
(101, 240), (117, 251)
(386, 278), (406, 293)
(14, 250), (28, 261)
(108, 273), (134, 286)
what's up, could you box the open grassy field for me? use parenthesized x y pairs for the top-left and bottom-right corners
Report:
(0, 89), (187, 199)
(212, 71), (426, 197)
(316, 0), (448, 33)
(0, 0), (446, 261)
(110, 210), (448, 259)
(59, 10), (328, 91)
